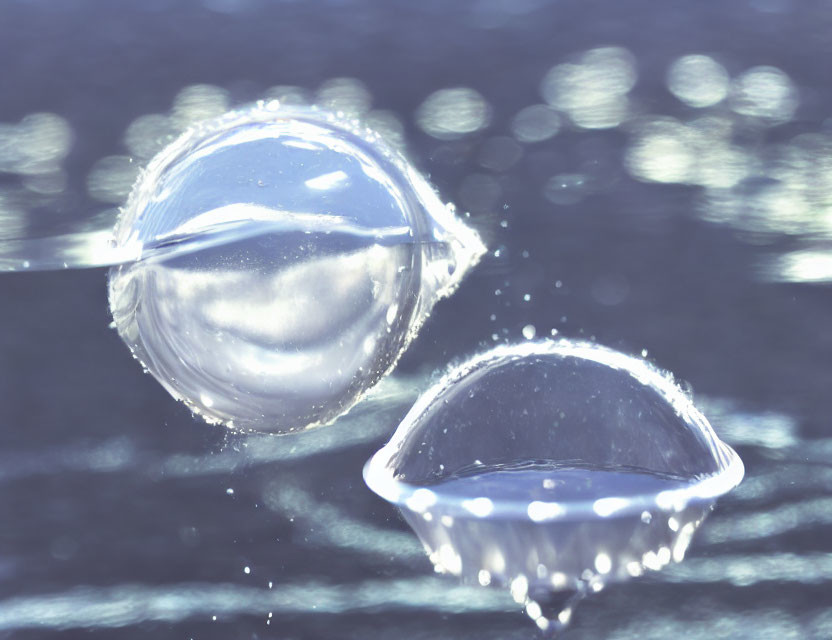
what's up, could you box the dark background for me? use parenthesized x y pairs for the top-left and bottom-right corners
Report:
(1, 1), (831, 638)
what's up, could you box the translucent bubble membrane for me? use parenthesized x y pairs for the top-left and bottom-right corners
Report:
(108, 102), (485, 433)
(364, 340), (743, 633)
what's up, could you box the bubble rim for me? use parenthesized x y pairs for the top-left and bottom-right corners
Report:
(363, 339), (745, 521)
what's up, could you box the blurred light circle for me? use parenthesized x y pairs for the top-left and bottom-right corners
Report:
(86, 155), (139, 204)
(477, 136), (523, 171)
(540, 47), (636, 130)
(171, 84), (230, 129)
(667, 55), (730, 108)
(416, 87), (491, 139)
(511, 104), (561, 143)
(730, 66), (798, 123)
(124, 114), (178, 160)
(316, 77), (372, 117)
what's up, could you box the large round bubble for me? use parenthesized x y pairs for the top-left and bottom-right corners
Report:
(364, 340), (743, 632)
(108, 102), (485, 433)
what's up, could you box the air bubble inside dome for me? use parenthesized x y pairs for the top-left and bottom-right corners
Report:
(108, 102), (485, 433)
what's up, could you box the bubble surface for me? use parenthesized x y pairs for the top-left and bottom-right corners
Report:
(108, 102), (485, 433)
(364, 340), (743, 632)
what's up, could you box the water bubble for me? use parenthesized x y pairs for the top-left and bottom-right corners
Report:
(108, 102), (485, 433)
(364, 340), (743, 633)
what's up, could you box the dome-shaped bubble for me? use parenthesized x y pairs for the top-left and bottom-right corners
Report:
(364, 340), (743, 633)
(108, 102), (485, 433)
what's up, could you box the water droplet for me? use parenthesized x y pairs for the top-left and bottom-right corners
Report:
(108, 104), (485, 433)
(364, 340), (743, 632)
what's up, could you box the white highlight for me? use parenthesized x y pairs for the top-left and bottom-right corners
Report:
(405, 488), (437, 513)
(527, 501), (565, 522)
(304, 170), (348, 191)
(462, 497), (494, 518)
(593, 497), (630, 517)
(594, 552), (612, 575)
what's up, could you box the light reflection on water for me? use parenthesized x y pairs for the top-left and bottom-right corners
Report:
(540, 46), (636, 130)
(2, 50), (828, 287)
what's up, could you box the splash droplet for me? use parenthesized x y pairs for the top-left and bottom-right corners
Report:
(108, 102), (485, 433)
(364, 340), (743, 632)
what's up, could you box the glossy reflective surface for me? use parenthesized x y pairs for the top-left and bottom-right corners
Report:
(365, 341), (743, 631)
(108, 105), (484, 432)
